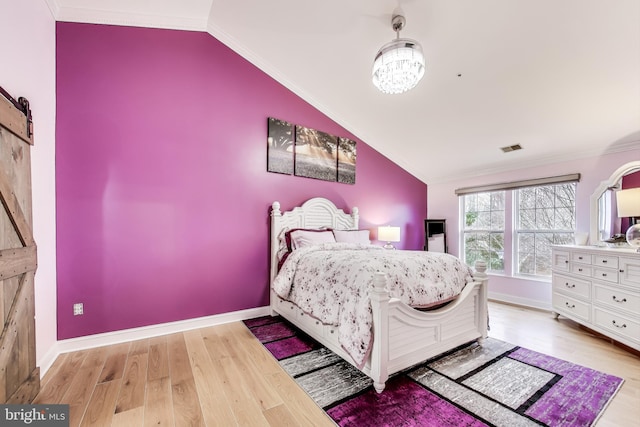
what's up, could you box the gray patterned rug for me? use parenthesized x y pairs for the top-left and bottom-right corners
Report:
(245, 316), (624, 427)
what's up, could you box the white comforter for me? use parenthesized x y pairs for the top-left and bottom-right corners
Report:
(273, 243), (473, 368)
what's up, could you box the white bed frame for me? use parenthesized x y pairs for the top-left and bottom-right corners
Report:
(269, 197), (488, 393)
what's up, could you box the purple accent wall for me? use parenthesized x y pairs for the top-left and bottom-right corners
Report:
(56, 23), (427, 339)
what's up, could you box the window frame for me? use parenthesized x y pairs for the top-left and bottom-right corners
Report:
(513, 182), (577, 278)
(460, 190), (506, 274)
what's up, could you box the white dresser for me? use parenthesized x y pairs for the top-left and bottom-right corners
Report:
(551, 245), (640, 351)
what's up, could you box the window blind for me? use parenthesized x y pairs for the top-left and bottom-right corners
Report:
(454, 173), (580, 196)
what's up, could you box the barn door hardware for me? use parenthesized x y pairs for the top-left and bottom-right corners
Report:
(0, 85), (33, 139)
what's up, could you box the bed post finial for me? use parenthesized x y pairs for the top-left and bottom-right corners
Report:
(272, 201), (281, 217)
(473, 260), (487, 280)
(352, 206), (359, 227)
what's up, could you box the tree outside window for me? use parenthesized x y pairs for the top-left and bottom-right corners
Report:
(516, 183), (576, 276)
(462, 191), (505, 272)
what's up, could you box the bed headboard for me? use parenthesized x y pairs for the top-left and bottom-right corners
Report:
(270, 197), (359, 284)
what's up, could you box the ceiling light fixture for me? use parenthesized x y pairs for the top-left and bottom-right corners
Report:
(372, 13), (425, 94)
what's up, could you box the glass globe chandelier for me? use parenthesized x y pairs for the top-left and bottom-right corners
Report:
(372, 14), (425, 94)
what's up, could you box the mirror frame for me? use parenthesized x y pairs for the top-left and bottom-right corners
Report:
(590, 160), (640, 245)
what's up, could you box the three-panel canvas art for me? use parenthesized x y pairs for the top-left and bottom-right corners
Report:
(267, 117), (356, 184)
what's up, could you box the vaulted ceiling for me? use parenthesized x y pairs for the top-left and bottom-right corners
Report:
(46, 0), (640, 184)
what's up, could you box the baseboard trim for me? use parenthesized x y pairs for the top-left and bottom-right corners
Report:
(39, 306), (271, 377)
(488, 292), (552, 311)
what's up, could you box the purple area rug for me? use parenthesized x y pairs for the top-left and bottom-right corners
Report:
(244, 316), (623, 427)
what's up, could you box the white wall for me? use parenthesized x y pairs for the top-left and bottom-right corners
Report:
(0, 0), (57, 370)
(428, 148), (640, 309)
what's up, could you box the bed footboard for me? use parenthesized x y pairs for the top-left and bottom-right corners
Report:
(368, 261), (488, 392)
(270, 261), (489, 393)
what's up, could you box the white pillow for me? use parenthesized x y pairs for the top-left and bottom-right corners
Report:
(290, 230), (336, 250)
(332, 229), (371, 244)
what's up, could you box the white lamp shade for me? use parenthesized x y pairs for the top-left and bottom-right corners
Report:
(616, 188), (640, 217)
(378, 226), (401, 242)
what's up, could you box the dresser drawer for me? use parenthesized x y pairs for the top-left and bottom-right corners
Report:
(570, 264), (592, 278)
(592, 267), (619, 284)
(593, 308), (640, 345)
(552, 293), (590, 322)
(594, 285), (640, 316)
(593, 254), (619, 269)
(552, 274), (590, 299)
(619, 257), (640, 287)
(571, 252), (592, 264)
(552, 250), (570, 271)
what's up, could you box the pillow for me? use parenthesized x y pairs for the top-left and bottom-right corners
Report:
(289, 229), (336, 250)
(284, 227), (330, 252)
(332, 229), (371, 244)
(277, 228), (329, 271)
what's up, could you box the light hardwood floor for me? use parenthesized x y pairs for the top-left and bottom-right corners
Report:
(34, 301), (640, 426)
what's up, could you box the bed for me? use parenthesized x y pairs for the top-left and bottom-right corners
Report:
(269, 197), (488, 393)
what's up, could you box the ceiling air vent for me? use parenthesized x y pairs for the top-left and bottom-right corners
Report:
(501, 144), (523, 153)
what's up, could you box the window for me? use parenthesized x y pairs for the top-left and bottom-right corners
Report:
(458, 175), (579, 279)
(515, 183), (576, 276)
(462, 191), (505, 272)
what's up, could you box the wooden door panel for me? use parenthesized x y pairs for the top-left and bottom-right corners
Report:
(0, 90), (38, 404)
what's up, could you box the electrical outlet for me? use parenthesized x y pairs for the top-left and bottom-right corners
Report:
(73, 303), (84, 316)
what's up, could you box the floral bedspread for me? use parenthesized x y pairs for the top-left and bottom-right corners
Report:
(272, 243), (473, 368)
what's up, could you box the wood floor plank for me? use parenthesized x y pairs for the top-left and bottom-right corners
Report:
(129, 338), (149, 356)
(143, 377), (173, 427)
(217, 356), (271, 427)
(61, 348), (110, 427)
(98, 342), (130, 384)
(111, 407), (144, 427)
(167, 332), (205, 426)
(147, 336), (169, 381)
(34, 350), (88, 404)
(263, 403), (304, 427)
(219, 322), (284, 410)
(79, 379), (121, 427)
(114, 353), (148, 414)
(183, 329), (237, 426)
(200, 325), (233, 361)
(171, 377), (205, 427)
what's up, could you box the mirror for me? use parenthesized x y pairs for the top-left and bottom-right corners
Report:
(590, 161), (640, 245)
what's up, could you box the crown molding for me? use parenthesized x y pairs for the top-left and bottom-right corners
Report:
(47, 0), (207, 31)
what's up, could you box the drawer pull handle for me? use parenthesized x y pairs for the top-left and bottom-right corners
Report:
(612, 296), (627, 303)
(565, 260), (569, 264)
(315, 321), (320, 325)
(601, 273), (607, 277)
(578, 268), (583, 272)
(565, 302), (575, 309)
(565, 283), (575, 289)
(330, 329), (335, 334)
(602, 260), (607, 263)
(619, 269), (625, 273)
(578, 256), (583, 260)
(612, 320), (627, 329)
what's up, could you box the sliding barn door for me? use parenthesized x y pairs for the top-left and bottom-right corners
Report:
(0, 90), (39, 403)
